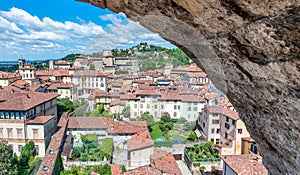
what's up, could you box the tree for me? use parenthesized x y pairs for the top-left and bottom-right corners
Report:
(138, 112), (154, 128)
(81, 134), (98, 144)
(122, 106), (131, 118)
(99, 164), (111, 175)
(97, 104), (105, 114)
(200, 166), (206, 172)
(160, 112), (171, 123)
(0, 141), (18, 175)
(187, 132), (197, 142)
(19, 141), (35, 167)
(121, 165), (126, 173)
(89, 64), (95, 70)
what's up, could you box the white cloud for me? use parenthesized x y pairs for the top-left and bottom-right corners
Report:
(0, 8), (174, 60)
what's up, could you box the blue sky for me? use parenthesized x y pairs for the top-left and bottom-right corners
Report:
(0, 0), (174, 61)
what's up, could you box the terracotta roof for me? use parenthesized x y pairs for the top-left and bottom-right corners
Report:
(223, 108), (239, 120)
(120, 94), (139, 100)
(47, 82), (74, 90)
(181, 95), (206, 103)
(186, 72), (207, 78)
(0, 92), (59, 111)
(68, 117), (112, 129)
(109, 121), (147, 134)
(0, 86), (23, 101)
(206, 105), (223, 114)
(0, 71), (21, 79)
(136, 90), (160, 96)
(151, 148), (182, 175)
(160, 93), (181, 101)
(111, 164), (122, 175)
(27, 115), (55, 124)
(123, 166), (162, 175)
(10, 79), (29, 86)
(110, 99), (121, 107)
(205, 92), (220, 100)
(221, 154), (268, 175)
(128, 131), (153, 151)
(37, 113), (68, 175)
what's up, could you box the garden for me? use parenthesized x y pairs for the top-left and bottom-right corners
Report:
(140, 112), (198, 147)
(69, 135), (113, 162)
(186, 141), (220, 161)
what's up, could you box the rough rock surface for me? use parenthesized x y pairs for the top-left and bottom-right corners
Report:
(77, 0), (300, 174)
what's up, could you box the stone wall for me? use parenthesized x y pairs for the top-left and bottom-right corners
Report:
(77, 0), (300, 174)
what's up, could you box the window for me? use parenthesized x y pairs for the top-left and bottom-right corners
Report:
(232, 120), (236, 125)
(0, 112), (3, 119)
(188, 114), (190, 119)
(216, 139), (220, 144)
(217, 129), (220, 134)
(202, 123), (205, 128)
(147, 104), (150, 109)
(174, 112), (177, 117)
(174, 105), (177, 110)
(140, 104), (143, 108)
(0, 128), (3, 138)
(238, 129), (243, 134)
(154, 112), (157, 117)
(211, 129), (215, 134)
(212, 120), (219, 124)
(134, 112), (137, 116)
(134, 104), (137, 108)
(7, 128), (13, 138)
(33, 129), (38, 139)
(193, 107), (197, 111)
(35, 145), (39, 156)
(187, 107), (191, 111)
(226, 116), (229, 122)
(17, 129), (22, 139)
(225, 133), (228, 139)
(213, 113), (219, 117)
(210, 138), (214, 142)
(161, 105), (164, 109)
(18, 145), (22, 152)
(155, 105), (157, 109)
(178, 105), (180, 110)
(42, 166), (49, 172)
(225, 123), (230, 129)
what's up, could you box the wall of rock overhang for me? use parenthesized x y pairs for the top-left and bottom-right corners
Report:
(77, 0), (300, 174)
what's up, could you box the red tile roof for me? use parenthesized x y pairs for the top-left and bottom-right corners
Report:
(186, 72), (207, 78)
(27, 115), (55, 124)
(223, 108), (239, 120)
(136, 90), (160, 96)
(0, 92), (59, 111)
(128, 131), (153, 151)
(109, 121), (147, 134)
(37, 112), (68, 175)
(221, 154), (268, 175)
(68, 117), (112, 129)
(0, 71), (21, 79)
(10, 79), (29, 86)
(111, 164), (122, 175)
(160, 93), (181, 100)
(123, 166), (162, 175)
(181, 95), (206, 103)
(205, 105), (223, 114)
(151, 148), (182, 175)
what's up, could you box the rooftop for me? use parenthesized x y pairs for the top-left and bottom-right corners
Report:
(27, 115), (55, 124)
(123, 166), (162, 175)
(151, 148), (182, 175)
(127, 131), (153, 151)
(221, 154), (268, 175)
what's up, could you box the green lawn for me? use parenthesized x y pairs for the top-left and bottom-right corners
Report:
(150, 123), (163, 140)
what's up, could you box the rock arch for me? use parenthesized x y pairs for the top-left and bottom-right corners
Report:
(78, 0), (300, 174)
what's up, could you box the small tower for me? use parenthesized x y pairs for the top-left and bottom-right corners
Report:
(18, 58), (25, 70)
